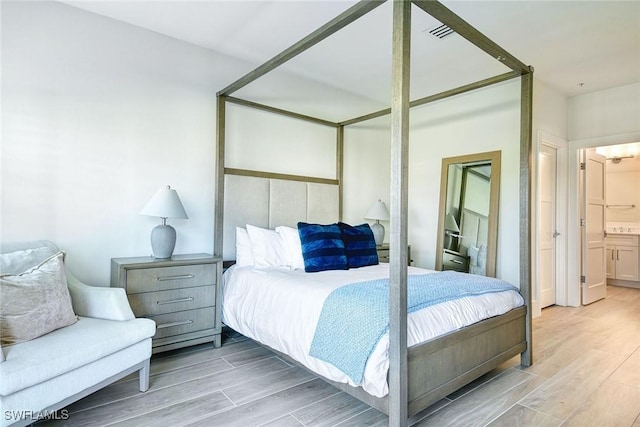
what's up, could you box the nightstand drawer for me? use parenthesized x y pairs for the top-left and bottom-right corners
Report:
(376, 245), (411, 265)
(127, 264), (216, 293)
(128, 285), (215, 316)
(377, 248), (390, 263)
(442, 251), (469, 272)
(150, 307), (215, 340)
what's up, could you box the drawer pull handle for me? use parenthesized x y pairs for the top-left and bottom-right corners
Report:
(450, 259), (464, 265)
(156, 320), (193, 329)
(157, 297), (194, 305)
(157, 274), (195, 281)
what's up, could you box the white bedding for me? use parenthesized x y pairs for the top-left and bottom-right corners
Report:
(222, 263), (524, 398)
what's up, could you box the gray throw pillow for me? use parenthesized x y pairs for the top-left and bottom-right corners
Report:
(0, 251), (78, 345)
(0, 246), (56, 275)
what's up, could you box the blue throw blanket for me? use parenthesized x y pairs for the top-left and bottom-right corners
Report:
(309, 271), (518, 385)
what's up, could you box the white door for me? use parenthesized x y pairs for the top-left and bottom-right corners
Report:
(539, 144), (557, 308)
(581, 148), (607, 305)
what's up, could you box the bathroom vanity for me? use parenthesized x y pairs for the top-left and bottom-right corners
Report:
(606, 223), (640, 288)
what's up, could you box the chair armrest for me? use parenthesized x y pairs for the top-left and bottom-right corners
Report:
(66, 269), (135, 321)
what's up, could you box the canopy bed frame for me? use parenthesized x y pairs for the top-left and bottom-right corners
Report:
(213, 1), (533, 426)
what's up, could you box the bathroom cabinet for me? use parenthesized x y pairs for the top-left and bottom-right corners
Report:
(606, 235), (639, 282)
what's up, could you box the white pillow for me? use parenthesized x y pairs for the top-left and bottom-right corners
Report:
(478, 244), (487, 269)
(467, 245), (479, 267)
(246, 224), (288, 268)
(276, 225), (305, 270)
(235, 227), (254, 267)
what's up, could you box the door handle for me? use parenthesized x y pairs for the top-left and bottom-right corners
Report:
(553, 230), (560, 238)
(617, 250), (620, 261)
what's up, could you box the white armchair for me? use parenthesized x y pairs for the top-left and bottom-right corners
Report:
(0, 241), (156, 427)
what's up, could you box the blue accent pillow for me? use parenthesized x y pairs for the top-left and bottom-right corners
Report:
(339, 222), (379, 268)
(297, 222), (348, 273)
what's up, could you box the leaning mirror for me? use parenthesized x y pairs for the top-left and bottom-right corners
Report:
(435, 150), (501, 277)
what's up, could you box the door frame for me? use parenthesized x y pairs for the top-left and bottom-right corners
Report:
(533, 131), (568, 316)
(566, 131), (640, 306)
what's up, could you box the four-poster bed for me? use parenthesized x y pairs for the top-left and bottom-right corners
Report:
(213, 1), (533, 425)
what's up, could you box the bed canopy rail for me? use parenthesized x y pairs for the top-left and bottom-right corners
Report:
(225, 96), (340, 128)
(214, 1), (533, 425)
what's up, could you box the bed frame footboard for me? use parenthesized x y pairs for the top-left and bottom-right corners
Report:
(406, 305), (526, 415)
(291, 305), (527, 417)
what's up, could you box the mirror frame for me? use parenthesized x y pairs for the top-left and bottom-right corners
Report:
(435, 150), (501, 277)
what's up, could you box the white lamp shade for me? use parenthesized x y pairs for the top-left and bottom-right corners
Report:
(444, 213), (460, 232)
(365, 199), (390, 221)
(141, 186), (188, 219)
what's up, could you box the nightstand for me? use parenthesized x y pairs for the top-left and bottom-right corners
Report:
(376, 244), (412, 265)
(110, 254), (222, 353)
(442, 249), (469, 272)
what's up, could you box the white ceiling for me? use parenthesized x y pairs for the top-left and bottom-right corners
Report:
(62, 0), (640, 115)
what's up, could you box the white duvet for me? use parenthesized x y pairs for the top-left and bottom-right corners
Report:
(222, 263), (524, 398)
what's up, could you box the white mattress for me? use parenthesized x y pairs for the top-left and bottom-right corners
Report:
(222, 263), (524, 398)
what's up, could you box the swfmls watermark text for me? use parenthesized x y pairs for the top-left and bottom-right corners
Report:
(4, 409), (70, 422)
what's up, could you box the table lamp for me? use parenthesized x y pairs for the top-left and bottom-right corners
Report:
(444, 213), (460, 251)
(365, 199), (390, 246)
(140, 185), (188, 259)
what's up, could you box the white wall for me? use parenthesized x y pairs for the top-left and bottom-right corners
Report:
(530, 79), (568, 314)
(343, 80), (523, 286)
(568, 82), (640, 141)
(1, 2), (219, 284)
(534, 79), (568, 141)
(565, 82), (640, 306)
(225, 104), (337, 179)
(2, 1), (564, 292)
(606, 156), (640, 223)
(1, 1), (339, 285)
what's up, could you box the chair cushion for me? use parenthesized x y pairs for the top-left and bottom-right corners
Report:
(0, 316), (156, 396)
(0, 252), (78, 345)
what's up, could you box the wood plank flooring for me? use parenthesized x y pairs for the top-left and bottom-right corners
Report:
(39, 285), (640, 426)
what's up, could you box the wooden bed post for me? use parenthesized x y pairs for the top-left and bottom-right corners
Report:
(337, 125), (344, 221)
(214, 95), (226, 258)
(520, 69), (534, 367)
(215, 0), (535, 419)
(389, 0), (411, 425)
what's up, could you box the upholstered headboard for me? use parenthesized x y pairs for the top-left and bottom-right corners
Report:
(222, 173), (340, 260)
(459, 207), (489, 255)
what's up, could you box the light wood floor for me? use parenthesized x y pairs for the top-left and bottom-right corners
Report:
(40, 285), (640, 427)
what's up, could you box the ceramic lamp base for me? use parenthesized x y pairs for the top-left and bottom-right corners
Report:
(150, 224), (176, 259)
(370, 222), (385, 246)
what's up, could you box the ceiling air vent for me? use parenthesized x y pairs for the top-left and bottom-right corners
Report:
(425, 24), (455, 40)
